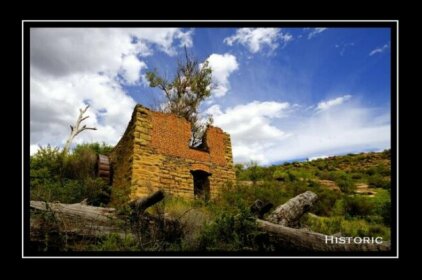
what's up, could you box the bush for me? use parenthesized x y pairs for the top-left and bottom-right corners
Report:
(30, 142), (112, 205)
(198, 206), (261, 251)
(343, 196), (374, 218)
(312, 189), (341, 216)
(244, 161), (265, 184)
(368, 174), (391, 189)
(89, 234), (138, 251)
(380, 202), (391, 225)
(328, 171), (355, 193)
(272, 170), (288, 181)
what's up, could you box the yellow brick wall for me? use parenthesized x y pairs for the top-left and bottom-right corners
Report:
(111, 105), (236, 202)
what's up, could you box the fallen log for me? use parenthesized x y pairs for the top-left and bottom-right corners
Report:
(250, 199), (273, 219)
(30, 200), (116, 222)
(266, 191), (317, 227)
(130, 190), (165, 215)
(257, 219), (390, 252)
(30, 190), (165, 241)
(29, 191), (391, 252)
(30, 200), (125, 240)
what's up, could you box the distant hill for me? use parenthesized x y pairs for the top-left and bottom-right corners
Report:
(237, 149), (391, 191)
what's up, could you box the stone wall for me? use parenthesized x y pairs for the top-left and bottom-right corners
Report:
(109, 109), (136, 205)
(110, 105), (236, 202)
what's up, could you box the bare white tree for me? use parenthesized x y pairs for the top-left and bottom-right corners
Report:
(63, 105), (97, 154)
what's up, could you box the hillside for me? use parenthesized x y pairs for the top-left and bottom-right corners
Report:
(236, 149), (392, 240)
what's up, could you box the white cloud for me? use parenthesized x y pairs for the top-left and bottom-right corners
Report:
(369, 44), (389, 56)
(316, 95), (352, 111)
(308, 155), (331, 161)
(205, 53), (239, 97)
(175, 28), (194, 48)
(30, 145), (40, 155)
(30, 28), (193, 150)
(206, 101), (291, 164)
(307, 28), (327, 39)
(224, 28), (292, 53)
(119, 54), (147, 84)
(207, 98), (390, 165)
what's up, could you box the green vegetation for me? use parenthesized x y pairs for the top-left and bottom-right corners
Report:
(30, 148), (392, 251)
(30, 142), (113, 205)
(234, 150), (392, 241)
(146, 48), (213, 147)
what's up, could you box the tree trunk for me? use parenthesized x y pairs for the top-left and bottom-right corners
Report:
(130, 190), (165, 215)
(266, 191), (318, 227)
(250, 199), (273, 219)
(257, 219), (390, 252)
(30, 200), (125, 239)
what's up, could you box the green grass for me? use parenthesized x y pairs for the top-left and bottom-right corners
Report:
(31, 146), (392, 251)
(302, 214), (390, 241)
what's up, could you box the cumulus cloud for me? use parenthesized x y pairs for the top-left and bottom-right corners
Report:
(369, 43), (389, 56)
(206, 101), (291, 163)
(316, 95), (352, 111)
(205, 53), (239, 97)
(307, 28), (327, 39)
(30, 28), (193, 154)
(224, 28), (292, 53)
(207, 98), (390, 164)
(119, 54), (147, 84)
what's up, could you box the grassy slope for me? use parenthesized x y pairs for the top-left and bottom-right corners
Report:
(236, 150), (392, 240)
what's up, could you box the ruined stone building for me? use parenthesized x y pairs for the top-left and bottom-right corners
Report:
(103, 105), (236, 202)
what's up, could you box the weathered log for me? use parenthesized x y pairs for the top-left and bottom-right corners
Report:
(30, 200), (116, 222)
(266, 191), (318, 227)
(30, 191), (165, 240)
(130, 190), (165, 215)
(257, 219), (390, 252)
(30, 200), (125, 240)
(250, 199), (273, 218)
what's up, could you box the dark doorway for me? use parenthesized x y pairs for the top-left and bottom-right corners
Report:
(191, 170), (210, 201)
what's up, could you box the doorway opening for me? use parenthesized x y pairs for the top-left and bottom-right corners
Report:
(191, 170), (210, 201)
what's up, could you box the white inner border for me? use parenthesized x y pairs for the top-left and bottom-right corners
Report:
(22, 20), (399, 259)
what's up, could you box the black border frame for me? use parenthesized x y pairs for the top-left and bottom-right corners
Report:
(23, 20), (398, 258)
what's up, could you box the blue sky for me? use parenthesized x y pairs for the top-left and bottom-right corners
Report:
(30, 27), (391, 164)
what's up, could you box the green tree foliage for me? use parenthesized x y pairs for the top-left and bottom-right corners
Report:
(244, 161), (264, 185)
(30, 143), (113, 205)
(146, 48), (213, 147)
(234, 163), (244, 179)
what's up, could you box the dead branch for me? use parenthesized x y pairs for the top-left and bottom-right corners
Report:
(63, 105), (97, 154)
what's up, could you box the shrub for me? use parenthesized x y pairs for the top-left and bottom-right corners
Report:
(90, 233), (138, 251)
(380, 202), (391, 225)
(85, 178), (111, 206)
(368, 174), (391, 189)
(30, 142), (113, 205)
(198, 206), (261, 251)
(272, 170), (288, 181)
(245, 161), (265, 184)
(312, 189), (341, 216)
(343, 196), (374, 218)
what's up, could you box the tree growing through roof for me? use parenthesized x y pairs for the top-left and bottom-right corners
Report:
(146, 48), (213, 148)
